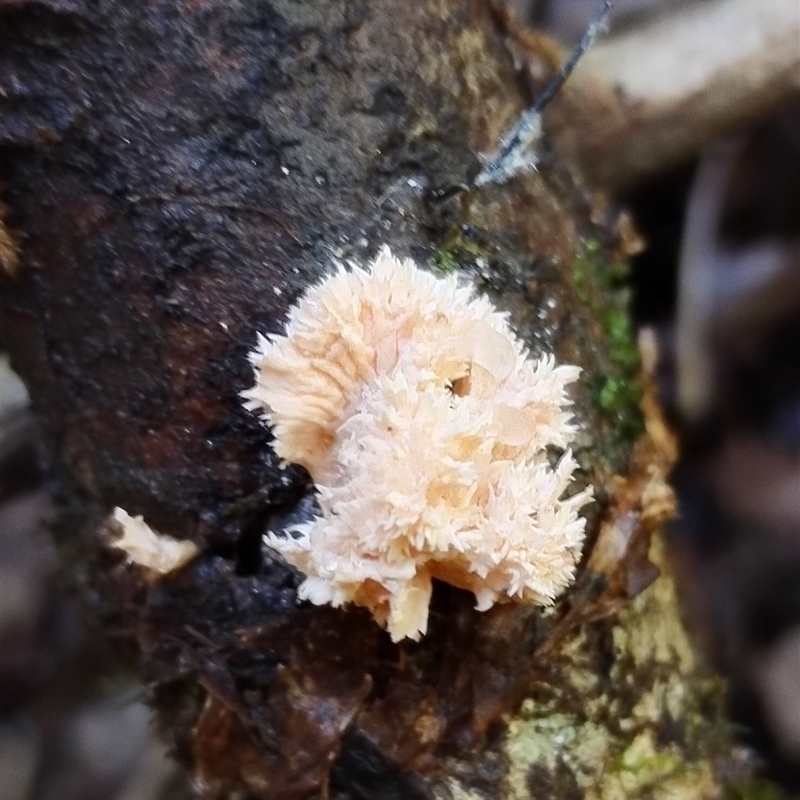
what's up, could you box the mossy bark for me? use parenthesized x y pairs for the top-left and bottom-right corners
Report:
(0, 0), (756, 797)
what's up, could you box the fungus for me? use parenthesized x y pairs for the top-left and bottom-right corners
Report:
(111, 507), (199, 575)
(244, 247), (592, 641)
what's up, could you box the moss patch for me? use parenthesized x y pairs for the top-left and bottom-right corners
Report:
(570, 238), (644, 449)
(430, 245), (461, 275)
(428, 226), (497, 277)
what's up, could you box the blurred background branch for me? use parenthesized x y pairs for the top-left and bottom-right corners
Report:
(540, 0), (800, 190)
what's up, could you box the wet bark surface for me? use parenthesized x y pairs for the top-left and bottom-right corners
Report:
(0, 1), (754, 797)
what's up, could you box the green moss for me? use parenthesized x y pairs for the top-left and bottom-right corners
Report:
(428, 228), (494, 276)
(605, 304), (640, 372)
(430, 246), (460, 274)
(596, 375), (642, 418)
(569, 238), (644, 448)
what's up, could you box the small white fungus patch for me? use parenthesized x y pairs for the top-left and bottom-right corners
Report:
(111, 507), (199, 575)
(244, 246), (592, 641)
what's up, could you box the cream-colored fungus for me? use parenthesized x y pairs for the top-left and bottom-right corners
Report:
(244, 247), (592, 641)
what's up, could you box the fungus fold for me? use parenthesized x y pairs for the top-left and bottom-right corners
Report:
(244, 247), (592, 641)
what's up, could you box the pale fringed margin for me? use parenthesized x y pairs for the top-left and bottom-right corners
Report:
(244, 247), (593, 641)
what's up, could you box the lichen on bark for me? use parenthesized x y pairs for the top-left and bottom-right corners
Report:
(495, 537), (732, 800)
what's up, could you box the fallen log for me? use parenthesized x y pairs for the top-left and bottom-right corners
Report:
(0, 1), (761, 797)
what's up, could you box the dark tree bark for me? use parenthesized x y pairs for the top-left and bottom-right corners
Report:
(0, 1), (758, 798)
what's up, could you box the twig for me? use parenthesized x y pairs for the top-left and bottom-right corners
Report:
(473, 0), (612, 188)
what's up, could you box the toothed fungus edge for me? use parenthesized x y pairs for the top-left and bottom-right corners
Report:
(244, 247), (592, 641)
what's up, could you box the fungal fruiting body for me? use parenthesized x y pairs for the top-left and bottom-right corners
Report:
(244, 247), (592, 641)
(111, 507), (199, 574)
